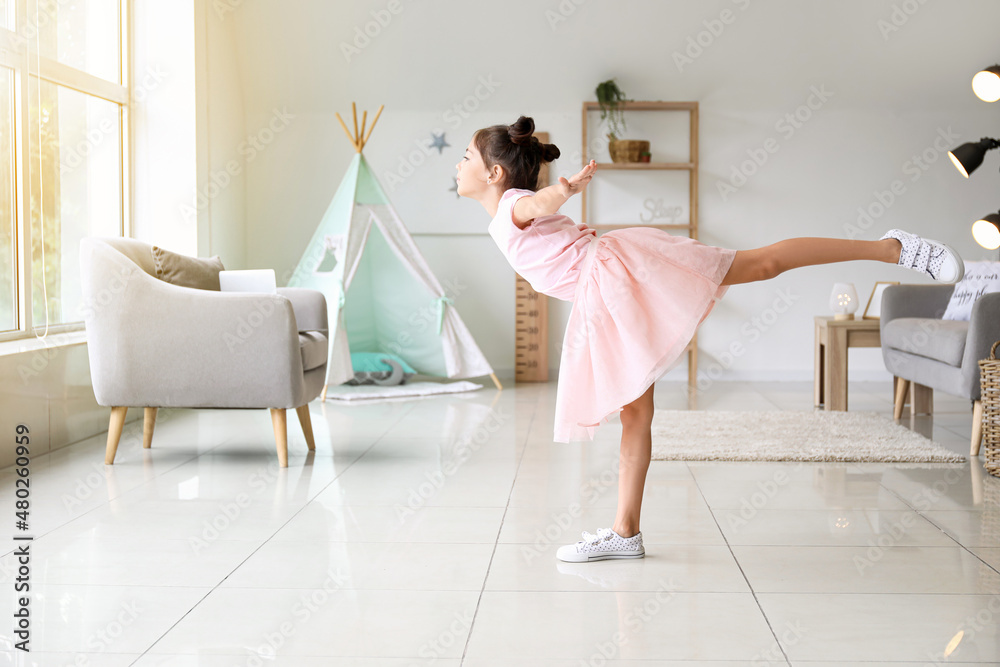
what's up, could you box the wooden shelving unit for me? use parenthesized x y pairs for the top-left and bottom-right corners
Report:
(581, 100), (702, 405)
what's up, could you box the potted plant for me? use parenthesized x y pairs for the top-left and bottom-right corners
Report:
(594, 78), (649, 164)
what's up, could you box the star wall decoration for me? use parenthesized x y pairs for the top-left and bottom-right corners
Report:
(430, 132), (450, 154)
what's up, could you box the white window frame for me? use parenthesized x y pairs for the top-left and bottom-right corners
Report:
(0, 0), (130, 342)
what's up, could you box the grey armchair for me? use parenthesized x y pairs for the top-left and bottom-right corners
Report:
(80, 237), (329, 467)
(880, 283), (1000, 456)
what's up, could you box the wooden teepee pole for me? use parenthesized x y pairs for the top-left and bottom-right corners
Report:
(336, 103), (384, 153)
(351, 102), (359, 148)
(334, 113), (358, 151)
(362, 105), (384, 149)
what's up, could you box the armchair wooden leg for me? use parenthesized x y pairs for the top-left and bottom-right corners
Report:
(295, 405), (316, 451)
(143, 408), (158, 449)
(893, 378), (909, 420)
(971, 400), (984, 457)
(270, 408), (288, 468)
(105, 407), (128, 465)
(912, 383), (933, 416)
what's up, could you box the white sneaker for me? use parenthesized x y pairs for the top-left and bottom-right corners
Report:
(555, 527), (644, 562)
(879, 229), (965, 283)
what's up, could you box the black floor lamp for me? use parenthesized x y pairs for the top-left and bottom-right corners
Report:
(948, 65), (1000, 259)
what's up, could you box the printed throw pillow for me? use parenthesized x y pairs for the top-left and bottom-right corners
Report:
(942, 261), (1000, 321)
(151, 246), (225, 291)
(346, 352), (417, 386)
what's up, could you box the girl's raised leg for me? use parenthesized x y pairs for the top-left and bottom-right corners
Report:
(612, 382), (655, 538)
(721, 237), (902, 286)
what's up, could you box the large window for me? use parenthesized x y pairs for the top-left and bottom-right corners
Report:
(0, 0), (127, 338)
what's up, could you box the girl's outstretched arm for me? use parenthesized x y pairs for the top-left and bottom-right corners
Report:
(512, 160), (596, 225)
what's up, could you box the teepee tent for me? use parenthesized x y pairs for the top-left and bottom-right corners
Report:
(287, 103), (499, 397)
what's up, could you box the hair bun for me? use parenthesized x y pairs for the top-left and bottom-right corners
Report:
(508, 116), (535, 146)
(509, 115), (560, 163)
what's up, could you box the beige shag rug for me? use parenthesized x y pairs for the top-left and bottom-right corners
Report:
(650, 410), (965, 463)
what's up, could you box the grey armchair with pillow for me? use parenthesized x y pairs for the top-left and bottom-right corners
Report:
(880, 282), (1000, 456)
(80, 237), (329, 467)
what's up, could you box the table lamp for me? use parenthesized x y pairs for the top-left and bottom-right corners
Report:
(830, 282), (859, 320)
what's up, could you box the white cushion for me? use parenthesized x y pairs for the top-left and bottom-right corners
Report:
(942, 261), (1000, 321)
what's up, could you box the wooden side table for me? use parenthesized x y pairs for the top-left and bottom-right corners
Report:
(814, 316), (881, 411)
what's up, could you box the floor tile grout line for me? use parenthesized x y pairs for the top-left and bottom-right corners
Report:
(689, 467), (793, 667)
(127, 400), (420, 663)
(881, 482), (1000, 578)
(459, 399), (536, 666)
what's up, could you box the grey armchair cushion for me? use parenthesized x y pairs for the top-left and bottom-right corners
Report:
(882, 317), (968, 367)
(151, 245), (224, 290)
(299, 332), (328, 372)
(80, 237), (329, 410)
(880, 284), (1000, 402)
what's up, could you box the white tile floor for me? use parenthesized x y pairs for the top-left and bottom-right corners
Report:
(1, 379), (999, 666)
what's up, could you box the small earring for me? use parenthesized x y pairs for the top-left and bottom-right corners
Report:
(487, 178), (492, 184)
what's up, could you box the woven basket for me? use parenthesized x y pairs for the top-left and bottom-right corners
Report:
(609, 140), (650, 164)
(978, 340), (1000, 476)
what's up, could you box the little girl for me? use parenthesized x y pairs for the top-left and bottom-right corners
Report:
(456, 115), (964, 563)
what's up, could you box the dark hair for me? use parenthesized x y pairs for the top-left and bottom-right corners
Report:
(473, 116), (560, 191)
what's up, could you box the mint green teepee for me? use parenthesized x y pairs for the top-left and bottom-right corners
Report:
(287, 104), (498, 397)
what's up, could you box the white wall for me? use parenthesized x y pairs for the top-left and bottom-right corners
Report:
(133, 0), (246, 265)
(132, 0), (197, 254)
(195, 0), (247, 266)
(208, 0), (1000, 382)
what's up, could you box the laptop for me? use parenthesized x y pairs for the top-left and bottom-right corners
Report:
(218, 269), (277, 294)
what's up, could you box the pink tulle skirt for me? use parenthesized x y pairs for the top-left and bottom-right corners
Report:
(553, 227), (737, 443)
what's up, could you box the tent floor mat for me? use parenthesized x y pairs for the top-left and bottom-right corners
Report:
(323, 380), (484, 402)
